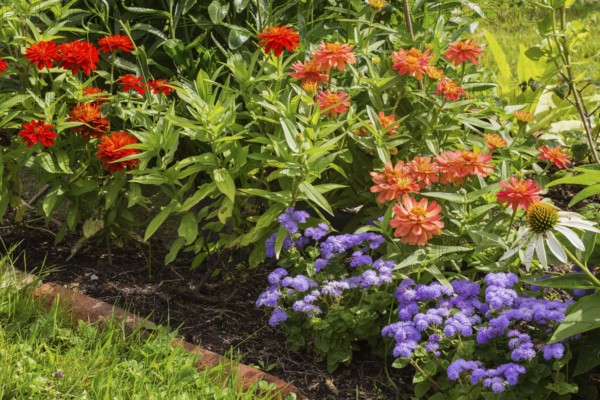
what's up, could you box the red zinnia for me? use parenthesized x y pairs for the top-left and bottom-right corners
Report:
(389, 194), (444, 246)
(497, 177), (543, 211)
(258, 26), (300, 57)
(68, 103), (110, 139)
(18, 120), (57, 147)
(315, 90), (350, 118)
(391, 48), (434, 80)
(25, 41), (59, 70)
(537, 145), (571, 169)
(82, 86), (109, 104)
(96, 131), (140, 173)
(98, 34), (134, 53)
(0, 57), (7, 75)
(312, 42), (357, 72)
(289, 60), (328, 87)
(147, 79), (173, 95)
(444, 39), (483, 66)
(118, 74), (146, 95)
(436, 77), (466, 101)
(56, 40), (99, 76)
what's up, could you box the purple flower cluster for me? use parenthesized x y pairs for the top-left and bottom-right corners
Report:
(258, 209), (394, 327)
(383, 273), (571, 393)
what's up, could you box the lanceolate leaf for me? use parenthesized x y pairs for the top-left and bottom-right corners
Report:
(550, 293), (600, 343)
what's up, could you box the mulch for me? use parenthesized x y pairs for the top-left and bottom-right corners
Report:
(0, 223), (409, 400)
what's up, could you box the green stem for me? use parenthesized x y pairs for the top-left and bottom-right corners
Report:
(505, 208), (517, 241)
(564, 247), (600, 288)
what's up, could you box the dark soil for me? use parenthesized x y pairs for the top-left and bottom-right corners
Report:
(0, 223), (409, 400)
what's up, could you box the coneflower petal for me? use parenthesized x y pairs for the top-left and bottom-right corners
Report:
(546, 231), (567, 263)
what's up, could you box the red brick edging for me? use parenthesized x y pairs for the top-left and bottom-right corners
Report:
(31, 281), (305, 399)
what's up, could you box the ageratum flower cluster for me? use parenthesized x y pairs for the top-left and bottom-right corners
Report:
(383, 273), (571, 394)
(257, 208), (393, 327)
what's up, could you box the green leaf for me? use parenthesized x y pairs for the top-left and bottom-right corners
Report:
(529, 273), (596, 289)
(238, 188), (291, 203)
(213, 168), (235, 202)
(178, 213), (198, 244)
(82, 219), (104, 239)
(218, 197), (233, 224)
(280, 118), (299, 153)
(54, 150), (73, 174)
(36, 152), (57, 173)
(550, 293), (600, 343)
(144, 200), (179, 241)
(482, 29), (513, 96)
(569, 184), (600, 206)
(574, 334), (600, 376)
(180, 183), (217, 212)
(165, 237), (186, 265)
(298, 181), (333, 215)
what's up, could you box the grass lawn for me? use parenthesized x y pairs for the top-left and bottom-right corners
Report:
(0, 250), (285, 400)
(479, 0), (600, 81)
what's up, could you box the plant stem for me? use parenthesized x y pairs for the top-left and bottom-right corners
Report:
(402, 0), (415, 41)
(564, 247), (600, 288)
(409, 360), (441, 391)
(505, 208), (517, 241)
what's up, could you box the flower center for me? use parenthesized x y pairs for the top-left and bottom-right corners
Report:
(526, 203), (559, 233)
(411, 206), (427, 218)
(325, 43), (342, 53)
(325, 93), (340, 104)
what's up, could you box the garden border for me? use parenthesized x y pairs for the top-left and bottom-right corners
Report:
(18, 272), (304, 399)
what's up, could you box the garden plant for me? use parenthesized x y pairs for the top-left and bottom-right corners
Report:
(1, 0), (600, 398)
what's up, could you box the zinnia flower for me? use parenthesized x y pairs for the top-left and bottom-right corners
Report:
(391, 48), (434, 80)
(501, 202), (599, 269)
(537, 145), (571, 169)
(258, 26), (300, 57)
(315, 90), (350, 118)
(301, 80), (319, 93)
(407, 156), (440, 188)
(390, 194), (444, 246)
(98, 34), (134, 53)
(147, 79), (173, 95)
(25, 41), (58, 70)
(376, 112), (398, 135)
(96, 131), (140, 173)
(82, 86), (109, 104)
(484, 134), (508, 150)
(513, 110), (535, 123)
(435, 149), (493, 184)
(370, 161), (419, 202)
(289, 60), (328, 86)
(0, 57), (8, 74)
(68, 102), (110, 139)
(118, 74), (146, 95)
(366, 0), (386, 11)
(56, 40), (99, 76)
(436, 77), (466, 101)
(312, 42), (357, 72)
(444, 39), (483, 66)
(18, 120), (57, 147)
(497, 177), (543, 211)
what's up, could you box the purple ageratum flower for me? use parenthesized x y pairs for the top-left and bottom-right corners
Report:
(321, 280), (350, 297)
(485, 286), (518, 310)
(318, 232), (384, 260)
(483, 377), (506, 393)
(268, 268), (288, 285)
(281, 275), (318, 292)
(542, 343), (565, 360)
(265, 233), (277, 258)
(313, 258), (328, 272)
(268, 307), (288, 326)
(414, 283), (453, 301)
(360, 270), (380, 287)
(292, 295), (321, 315)
(447, 359), (484, 381)
(277, 207), (310, 235)
(398, 302), (419, 321)
(484, 272), (519, 288)
(350, 251), (373, 267)
(496, 363), (526, 386)
(304, 223), (330, 240)
(256, 286), (282, 308)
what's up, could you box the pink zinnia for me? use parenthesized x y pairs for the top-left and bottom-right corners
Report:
(435, 149), (493, 185)
(370, 161), (419, 203)
(436, 77), (466, 101)
(315, 90), (350, 118)
(407, 156), (440, 188)
(391, 48), (434, 80)
(537, 145), (571, 169)
(289, 60), (328, 86)
(312, 42), (357, 72)
(390, 194), (444, 246)
(444, 39), (483, 66)
(497, 177), (543, 211)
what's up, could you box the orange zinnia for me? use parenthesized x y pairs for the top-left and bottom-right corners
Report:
(484, 134), (508, 151)
(513, 110), (535, 123)
(370, 161), (419, 203)
(376, 112), (398, 135)
(68, 103), (110, 139)
(289, 60), (328, 86)
(312, 42), (357, 72)
(497, 177), (543, 211)
(19, 120), (57, 147)
(25, 40), (58, 70)
(391, 48), (434, 80)
(258, 26), (300, 57)
(407, 156), (440, 188)
(444, 39), (483, 66)
(56, 40), (99, 76)
(537, 145), (571, 169)
(435, 149), (493, 184)
(390, 194), (444, 246)
(98, 34), (134, 53)
(315, 90), (350, 118)
(436, 77), (466, 101)
(96, 131), (140, 173)
(82, 86), (109, 104)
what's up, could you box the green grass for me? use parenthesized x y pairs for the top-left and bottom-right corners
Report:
(479, 0), (600, 81)
(0, 248), (287, 400)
